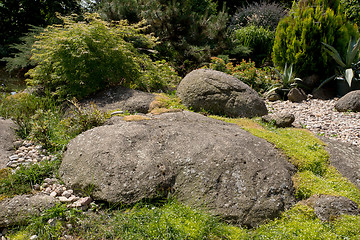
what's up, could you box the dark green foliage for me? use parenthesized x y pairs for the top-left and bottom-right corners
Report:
(26, 13), (180, 100)
(341, 0), (360, 25)
(232, 25), (275, 64)
(98, 0), (229, 75)
(272, 0), (359, 78)
(0, 0), (80, 58)
(1, 26), (43, 73)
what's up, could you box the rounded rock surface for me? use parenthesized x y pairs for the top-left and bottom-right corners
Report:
(176, 69), (268, 118)
(60, 111), (295, 227)
(335, 90), (360, 112)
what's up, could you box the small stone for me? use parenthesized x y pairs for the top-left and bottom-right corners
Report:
(66, 224), (73, 229)
(50, 191), (57, 197)
(62, 190), (72, 198)
(47, 218), (57, 226)
(8, 155), (19, 161)
(17, 158), (25, 162)
(29, 235), (38, 240)
(33, 184), (40, 190)
(79, 196), (92, 206)
(59, 196), (72, 203)
(35, 145), (43, 150)
(13, 140), (22, 149)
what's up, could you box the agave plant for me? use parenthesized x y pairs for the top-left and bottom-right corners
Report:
(320, 37), (360, 88)
(265, 63), (303, 97)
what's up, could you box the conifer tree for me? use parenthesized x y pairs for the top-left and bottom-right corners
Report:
(272, 0), (358, 78)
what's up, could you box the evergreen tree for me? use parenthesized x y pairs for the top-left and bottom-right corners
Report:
(272, 0), (358, 78)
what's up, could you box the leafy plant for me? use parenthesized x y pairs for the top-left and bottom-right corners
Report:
(319, 38), (360, 88)
(273, 0), (359, 79)
(26, 13), (179, 100)
(203, 57), (277, 93)
(265, 63), (304, 97)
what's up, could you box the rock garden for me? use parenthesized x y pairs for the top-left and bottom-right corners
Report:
(1, 0), (360, 239)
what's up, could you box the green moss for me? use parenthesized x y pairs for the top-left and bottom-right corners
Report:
(252, 203), (360, 239)
(293, 167), (360, 204)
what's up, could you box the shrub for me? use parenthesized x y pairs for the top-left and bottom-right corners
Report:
(230, 1), (288, 31)
(98, 0), (229, 75)
(26, 13), (180, 100)
(273, 0), (359, 78)
(203, 57), (277, 93)
(232, 25), (275, 63)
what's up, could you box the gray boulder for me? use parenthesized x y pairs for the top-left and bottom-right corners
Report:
(60, 111), (296, 227)
(313, 195), (359, 221)
(287, 88), (307, 103)
(0, 118), (17, 169)
(81, 86), (156, 114)
(0, 194), (59, 227)
(321, 137), (360, 189)
(335, 90), (360, 112)
(262, 113), (295, 128)
(176, 69), (268, 118)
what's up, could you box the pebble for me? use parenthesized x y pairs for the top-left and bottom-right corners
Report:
(266, 98), (360, 147)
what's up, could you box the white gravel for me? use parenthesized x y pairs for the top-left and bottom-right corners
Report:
(266, 98), (360, 147)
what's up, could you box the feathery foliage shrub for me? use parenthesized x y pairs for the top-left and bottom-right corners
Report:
(26, 13), (180, 100)
(1, 26), (43, 73)
(230, 1), (288, 31)
(273, 0), (358, 78)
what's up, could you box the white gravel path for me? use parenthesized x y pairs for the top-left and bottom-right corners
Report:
(266, 98), (360, 147)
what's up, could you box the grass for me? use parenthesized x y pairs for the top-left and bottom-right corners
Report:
(0, 159), (60, 198)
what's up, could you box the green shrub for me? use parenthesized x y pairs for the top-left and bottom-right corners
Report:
(203, 57), (277, 93)
(26, 13), (180, 100)
(273, 0), (359, 78)
(232, 25), (275, 64)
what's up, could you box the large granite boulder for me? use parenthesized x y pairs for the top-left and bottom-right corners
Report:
(0, 193), (59, 227)
(60, 111), (296, 227)
(335, 90), (360, 112)
(0, 118), (17, 169)
(81, 86), (156, 114)
(176, 69), (268, 118)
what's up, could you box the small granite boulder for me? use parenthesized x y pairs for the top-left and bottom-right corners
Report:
(176, 69), (268, 118)
(0, 194), (59, 227)
(287, 88), (307, 102)
(313, 195), (360, 221)
(262, 113), (295, 127)
(0, 118), (17, 169)
(334, 90), (360, 112)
